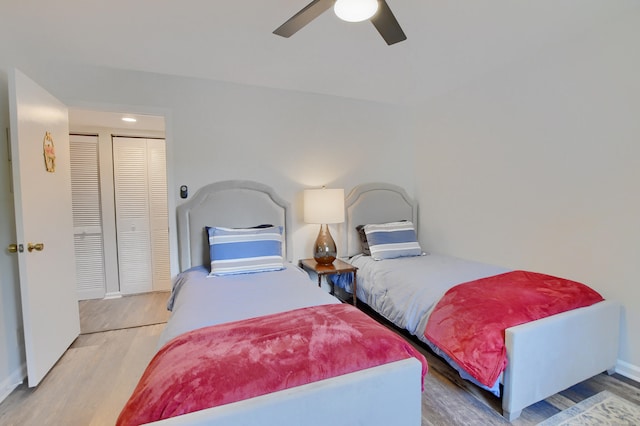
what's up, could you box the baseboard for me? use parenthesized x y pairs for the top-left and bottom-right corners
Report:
(616, 359), (640, 383)
(0, 364), (26, 404)
(104, 291), (122, 300)
(77, 288), (107, 300)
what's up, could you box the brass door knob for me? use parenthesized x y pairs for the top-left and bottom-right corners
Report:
(8, 244), (18, 253)
(28, 242), (44, 252)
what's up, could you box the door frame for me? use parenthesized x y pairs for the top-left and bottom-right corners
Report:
(68, 103), (177, 295)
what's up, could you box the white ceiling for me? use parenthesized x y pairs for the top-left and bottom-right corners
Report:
(2, 1), (638, 106)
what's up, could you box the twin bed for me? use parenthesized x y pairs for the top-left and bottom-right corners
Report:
(340, 182), (621, 420)
(117, 180), (427, 426)
(118, 180), (621, 424)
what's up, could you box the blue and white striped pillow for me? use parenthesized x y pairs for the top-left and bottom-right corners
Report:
(206, 226), (285, 276)
(363, 221), (423, 260)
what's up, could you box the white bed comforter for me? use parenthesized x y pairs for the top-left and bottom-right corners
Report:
(159, 264), (340, 348)
(347, 253), (510, 394)
(349, 253), (510, 338)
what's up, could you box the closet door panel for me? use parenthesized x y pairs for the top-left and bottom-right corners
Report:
(113, 138), (153, 294)
(147, 139), (171, 290)
(70, 134), (106, 300)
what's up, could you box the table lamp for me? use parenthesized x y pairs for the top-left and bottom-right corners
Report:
(304, 188), (345, 265)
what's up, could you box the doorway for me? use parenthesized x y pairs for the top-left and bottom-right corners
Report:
(68, 109), (169, 300)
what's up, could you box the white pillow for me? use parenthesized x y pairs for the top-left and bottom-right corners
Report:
(206, 226), (284, 276)
(364, 221), (423, 260)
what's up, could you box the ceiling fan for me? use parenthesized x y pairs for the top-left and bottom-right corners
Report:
(273, 0), (406, 46)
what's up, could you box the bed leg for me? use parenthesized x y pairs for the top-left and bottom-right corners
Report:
(502, 409), (522, 421)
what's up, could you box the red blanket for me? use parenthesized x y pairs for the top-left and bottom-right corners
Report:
(117, 304), (427, 425)
(424, 270), (603, 387)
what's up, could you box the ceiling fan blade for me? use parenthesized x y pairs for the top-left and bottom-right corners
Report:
(371, 0), (406, 45)
(273, 0), (335, 38)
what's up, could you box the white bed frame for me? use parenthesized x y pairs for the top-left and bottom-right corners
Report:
(149, 180), (424, 426)
(344, 182), (621, 421)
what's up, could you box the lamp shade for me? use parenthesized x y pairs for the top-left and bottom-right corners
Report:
(334, 0), (379, 23)
(304, 188), (345, 224)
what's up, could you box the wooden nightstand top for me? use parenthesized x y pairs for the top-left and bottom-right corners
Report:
(298, 258), (357, 275)
(298, 258), (358, 306)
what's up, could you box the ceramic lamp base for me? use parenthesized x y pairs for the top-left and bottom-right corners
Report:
(313, 224), (337, 265)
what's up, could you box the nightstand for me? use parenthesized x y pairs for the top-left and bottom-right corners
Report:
(298, 258), (358, 306)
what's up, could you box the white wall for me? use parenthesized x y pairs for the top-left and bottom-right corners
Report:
(412, 11), (640, 378)
(0, 63), (414, 395)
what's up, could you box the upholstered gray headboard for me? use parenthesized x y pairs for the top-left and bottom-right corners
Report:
(344, 183), (418, 257)
(176, 180), (292, 271)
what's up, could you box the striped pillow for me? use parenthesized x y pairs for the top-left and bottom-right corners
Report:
(206, 226), (285, 276)
(363, 221), (423, 260)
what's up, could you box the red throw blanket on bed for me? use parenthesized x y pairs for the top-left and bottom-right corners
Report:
(424, 270), (603, 388)
(117, 304), (427, 425)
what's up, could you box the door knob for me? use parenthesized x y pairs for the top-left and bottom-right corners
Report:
(8, 244), (18, 253)
(28, 242), (44, 252)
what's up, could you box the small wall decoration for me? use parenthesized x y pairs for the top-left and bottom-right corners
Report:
(43, 131), (56, 172)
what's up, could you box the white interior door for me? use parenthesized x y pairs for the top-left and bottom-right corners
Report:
(8, 69), (80, 387)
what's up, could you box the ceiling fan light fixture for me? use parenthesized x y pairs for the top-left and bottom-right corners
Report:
(334, 0), (379, 23)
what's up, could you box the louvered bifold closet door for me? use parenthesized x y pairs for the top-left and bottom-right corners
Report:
(70, 134), (106, 300)
(113, 137), (170, 294)
(147, 139), (170, 290)
(113, 138), (153, 294)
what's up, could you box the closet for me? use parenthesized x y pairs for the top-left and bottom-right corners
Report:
(69, 134), (169, 299)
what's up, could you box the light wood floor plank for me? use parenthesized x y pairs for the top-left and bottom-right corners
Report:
(79, 291), (171, 334)
(0, 324), (164, 426)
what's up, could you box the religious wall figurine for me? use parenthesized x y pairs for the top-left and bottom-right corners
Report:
(43, 131), (56, 172)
